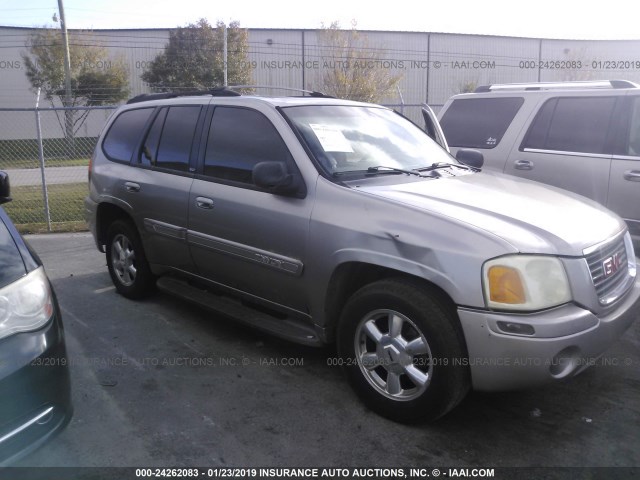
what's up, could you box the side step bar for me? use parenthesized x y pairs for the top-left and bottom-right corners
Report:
(156, 276), (323, 347)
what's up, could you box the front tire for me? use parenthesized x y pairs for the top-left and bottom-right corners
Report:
(337, 278), (470, 423)
(106, 219), (155, 299)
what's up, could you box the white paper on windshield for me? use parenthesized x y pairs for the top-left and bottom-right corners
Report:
(309, 124), (354, 152)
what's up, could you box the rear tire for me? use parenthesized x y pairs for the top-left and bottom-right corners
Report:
(106, 219), (155, 299)
(337, 278), (470, 423)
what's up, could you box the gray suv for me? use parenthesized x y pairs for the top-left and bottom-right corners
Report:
(85, 88), (640, 422)
(439, 80), (640, 248)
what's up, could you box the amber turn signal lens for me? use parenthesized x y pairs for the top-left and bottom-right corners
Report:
(488, 266), (526, 304)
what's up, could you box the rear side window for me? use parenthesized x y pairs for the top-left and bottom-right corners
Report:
(440, 97), (524, 149)
(522, 97), (617, 154)
(102, 108), (154, 163)
(203, 107), (293, 184)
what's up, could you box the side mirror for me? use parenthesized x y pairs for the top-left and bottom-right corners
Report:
(0, 171), (11, 205)
(252, 162), (305, 198)
(455, 149), (484, 169)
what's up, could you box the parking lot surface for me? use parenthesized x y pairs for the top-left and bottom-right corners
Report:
(12, 233), (640, 470)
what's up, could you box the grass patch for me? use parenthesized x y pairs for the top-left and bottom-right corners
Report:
(3, 182), (89, 233)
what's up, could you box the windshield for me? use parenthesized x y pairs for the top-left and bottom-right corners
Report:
(282, 105), (455, 176)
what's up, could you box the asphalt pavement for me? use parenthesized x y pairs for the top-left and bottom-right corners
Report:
(11, 233), (640, 472)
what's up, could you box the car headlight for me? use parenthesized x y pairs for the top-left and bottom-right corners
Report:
(0, 267), (54, 341)
(482, 255), (571, 311)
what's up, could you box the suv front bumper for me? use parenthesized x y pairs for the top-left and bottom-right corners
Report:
(458, 276), (640, 391)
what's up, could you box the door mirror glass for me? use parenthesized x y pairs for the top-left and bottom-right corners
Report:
(0, 171), (11, 205)
(455, 149), (484, 169)
(252, 161), (303, 197)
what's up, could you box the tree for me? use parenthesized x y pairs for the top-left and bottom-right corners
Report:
(317, 22), (403, 103)
(141, 19), (252, 91)
(22, 28), (129, 144)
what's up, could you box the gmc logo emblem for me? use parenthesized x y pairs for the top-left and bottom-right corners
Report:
(602, 253), (623, 278)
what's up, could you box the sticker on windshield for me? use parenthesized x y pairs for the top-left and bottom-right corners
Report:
(309, 124), (354, 153)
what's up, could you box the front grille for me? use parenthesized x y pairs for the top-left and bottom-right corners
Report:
(585, 235), (631, 305)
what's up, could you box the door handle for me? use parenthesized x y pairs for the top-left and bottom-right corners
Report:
(195, 197), (214, 209)
(124, 182), (140, 192)
(514, 159), (534, 171)
(623, 170), (640, 182)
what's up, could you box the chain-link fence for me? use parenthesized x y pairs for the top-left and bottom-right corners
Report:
(0, 106), (116, 233)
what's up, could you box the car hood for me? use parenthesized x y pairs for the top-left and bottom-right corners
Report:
(356, 170), (625, 256)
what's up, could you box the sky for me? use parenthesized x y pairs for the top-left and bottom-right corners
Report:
(1, 0), (640, 40)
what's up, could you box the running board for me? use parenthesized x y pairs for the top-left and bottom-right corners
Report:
(156, 276), (322, 347)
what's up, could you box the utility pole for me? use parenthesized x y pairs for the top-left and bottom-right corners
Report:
(57, 0), (74, 156)
(223, 24), (228, 87)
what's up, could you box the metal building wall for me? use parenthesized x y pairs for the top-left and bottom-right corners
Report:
(2, 25), (640, 125)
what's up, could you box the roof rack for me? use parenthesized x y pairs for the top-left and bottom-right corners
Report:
(127, 87), (240, 104)
(474, 80), (639, 93)
(226, 85), (333, 98)
(126, 85), (332, 104)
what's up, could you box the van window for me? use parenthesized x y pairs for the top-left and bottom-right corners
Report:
(102, 108), (154, 163)
(440, 97), (524, 149)
(155, 106), (202, 172)
(522, 97), (617, 154)
(204, 107), (293, 184)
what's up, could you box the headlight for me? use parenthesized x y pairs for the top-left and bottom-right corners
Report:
(482, 255), (571, 311)
(0, 267), (54, 341)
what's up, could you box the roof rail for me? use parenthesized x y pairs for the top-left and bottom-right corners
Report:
(474, 80), (639, 93)
(126, 87), (240, 104)
(225, 85), (333, 98)
(126, 85), (332, 104)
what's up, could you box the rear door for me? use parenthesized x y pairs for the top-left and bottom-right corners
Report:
(505, 95), (618, 205)
(115, 103), (205, 272)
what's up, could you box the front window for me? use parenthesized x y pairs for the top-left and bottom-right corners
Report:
(282, 105), (454, 176)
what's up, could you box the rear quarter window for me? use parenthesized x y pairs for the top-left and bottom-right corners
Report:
(440, 97), (524, 149)
(102, 107), (154, 163)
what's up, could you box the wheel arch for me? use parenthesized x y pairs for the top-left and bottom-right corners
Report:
(323, 261), (463, 347)
(95, 202), (135, 252)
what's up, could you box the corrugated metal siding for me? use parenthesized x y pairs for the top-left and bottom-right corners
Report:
(540, 39), (640, 83)
(428, 34), (540, 107)
(2, 26), (640, 110)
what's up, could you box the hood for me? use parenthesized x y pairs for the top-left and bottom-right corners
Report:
(356, 170), (625, 256)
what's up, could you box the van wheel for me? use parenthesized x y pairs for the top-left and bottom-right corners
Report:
(106, 219), (155, 299)
(337, 278), (470, 423)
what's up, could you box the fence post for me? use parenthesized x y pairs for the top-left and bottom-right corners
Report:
(35, 89), (52, 232)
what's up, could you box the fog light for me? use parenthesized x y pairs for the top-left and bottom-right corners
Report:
(496, 321), (535, 336)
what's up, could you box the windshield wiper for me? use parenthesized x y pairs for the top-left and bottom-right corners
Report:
(333, 165), (441, 178)
(415, 162), (477, 173)
(415, 162), (458, 172)
(366, 166), (424, 176)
